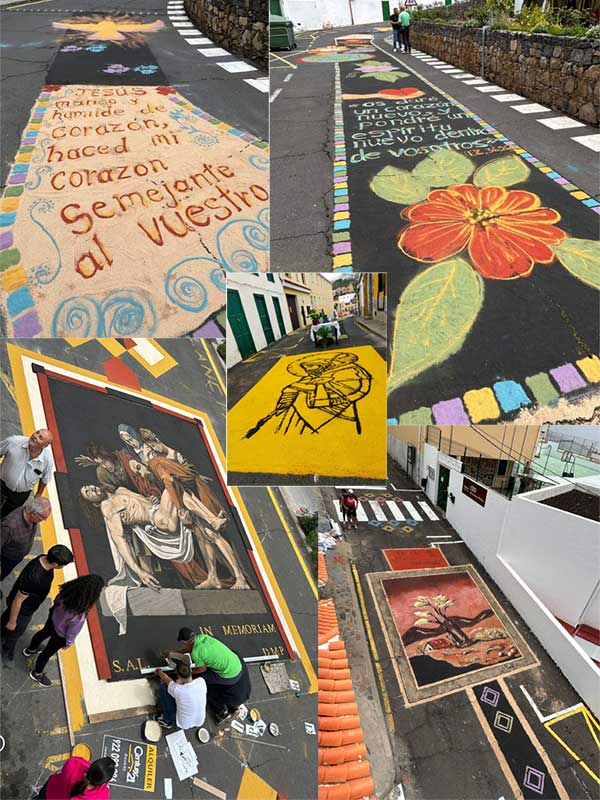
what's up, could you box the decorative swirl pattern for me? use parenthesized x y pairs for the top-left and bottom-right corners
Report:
(216, 216), (269, 273)
(103, 291), (157, 336)
(52, 297), (100, 337)
(25, 166), (52, 191)
(258, 207), (269, 229)
(29, 199), (62, 286)
(194, 133), (219, 147)
(211, 268), (226, 291)
(51, 290), (156, 337)
(31, 138), (53, 164)
(248, 153), (269, 172)
(165, 258), (219, 312)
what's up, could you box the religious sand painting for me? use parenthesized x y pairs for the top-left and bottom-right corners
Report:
(226, 346), (387, 481)
(314, 41), (600, 422)
(1, 85), (269, 338)
(36, 367), (288, 680)
(367, 566), (537, 706)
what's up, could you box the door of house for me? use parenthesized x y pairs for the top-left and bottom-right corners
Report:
(227, 289), (256, 359)
(270, 0), (282, 14)
(254, 294), (275, 345)
(437, 465), (450, 511)
(381, 1), (390, 19)
(286, 294), (300, 329)
(272, 296), (287, 338)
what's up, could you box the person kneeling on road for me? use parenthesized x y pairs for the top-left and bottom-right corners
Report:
(176, 627), (250, 724)
(154, 661), (207, 730)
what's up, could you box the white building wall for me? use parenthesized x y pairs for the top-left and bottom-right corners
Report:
(445, 470), (600, 717)
(227, 274), (292, 368)
(502, 489), (600, 626)
(281, 0), (383, 31)
(422, 443), (440, 506)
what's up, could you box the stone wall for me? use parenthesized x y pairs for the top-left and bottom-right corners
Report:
(411, 22), (600, 126)
(185, 0), (267, 70)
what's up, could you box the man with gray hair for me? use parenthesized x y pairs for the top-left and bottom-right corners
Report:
(1, 496), (52, 582)
(1, 429), (55, 519)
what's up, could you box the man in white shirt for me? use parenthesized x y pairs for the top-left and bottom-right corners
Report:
(0, 431), (55, 519)
(154, 661), (207, 730)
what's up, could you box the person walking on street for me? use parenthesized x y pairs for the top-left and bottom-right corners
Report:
(154, 660), (207, 730)
(35, 756), (116, 799)
(390, 7), (401, 51)
(0, 544), (73, 667)
(0, 429), (54, 519)
(1, 497), (52, 581)
(399, 8), (412, 54)
(25, 574), (104, 687)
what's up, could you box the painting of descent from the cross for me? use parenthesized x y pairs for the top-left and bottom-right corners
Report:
(38, 369), (287, 680)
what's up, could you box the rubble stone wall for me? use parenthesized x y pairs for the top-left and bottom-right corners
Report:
(412, 23), (600, 126)
(185, 0), (267, 70)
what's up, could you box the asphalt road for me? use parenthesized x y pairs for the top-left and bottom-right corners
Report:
(319, 461), (600, 800)
(0, 338), (317, 800)
(270, 24), (599, 271)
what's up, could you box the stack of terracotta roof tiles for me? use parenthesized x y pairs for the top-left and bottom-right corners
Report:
(318, 551), (328, 588)
(318, 598), (375, 800)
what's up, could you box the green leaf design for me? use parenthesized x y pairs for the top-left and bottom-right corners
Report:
(370, 166), (430, 205)
(389, 258), (484, 390)
(412, 150), (474, 187)
(473, 155), (531, 188)
(553, 238), (600, 289)
(360, 70), (409, 82)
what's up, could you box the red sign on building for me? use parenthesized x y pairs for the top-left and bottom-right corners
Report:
(462, 476), (487, 507)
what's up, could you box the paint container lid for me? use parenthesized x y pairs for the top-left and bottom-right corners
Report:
(142, 719), (162, 744)
(197, 728), (210, 744)
(249, 708), (261, 722)
(269, 723), (279, 737)
(71, 743), (92, 760)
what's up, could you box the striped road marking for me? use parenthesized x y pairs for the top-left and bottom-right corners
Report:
(385, 500), (405, 520)
(418, 501), (439, 521)
(369, 500), (388, 521)
(401, 500), (422, 521)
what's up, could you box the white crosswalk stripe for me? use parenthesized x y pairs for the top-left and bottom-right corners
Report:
(369, 501), (388, 521)
(334, 496), (440, 525)
(401, 500), (422, 521)
(385, 501), (405, 520)
(418, 501), (439, 521)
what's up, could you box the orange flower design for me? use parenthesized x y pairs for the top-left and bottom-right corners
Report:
(397, 184), (566, 279)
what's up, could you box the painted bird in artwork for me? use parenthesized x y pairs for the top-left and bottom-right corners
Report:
(53, 18), (164, 42)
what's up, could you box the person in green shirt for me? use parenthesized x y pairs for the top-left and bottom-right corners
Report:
(399, 9), (411, 54)
(175, 627), (249, 724)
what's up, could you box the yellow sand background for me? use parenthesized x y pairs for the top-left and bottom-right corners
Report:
(5, 85), (268, 336)
(227, 346), (387, 478)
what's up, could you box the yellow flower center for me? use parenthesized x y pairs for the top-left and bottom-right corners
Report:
(466, 207), (499, 227)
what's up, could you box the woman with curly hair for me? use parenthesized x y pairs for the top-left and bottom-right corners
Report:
(24, 574), (105, 687)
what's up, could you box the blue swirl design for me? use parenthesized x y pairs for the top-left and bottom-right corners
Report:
(51, 290), (156, 337)
(165, 258), (219, 312)
(248, 153), (268, 172)
(31, 138), (53, 164)
(211, 268), (226, 291)
(103, 291), (157, 336)
(52, 297), (100, 337)
(258, 207), (269, 229)
(216, 216), (269, 273)
(25, 165), (52, 191)
(29, 199), (62, 286)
